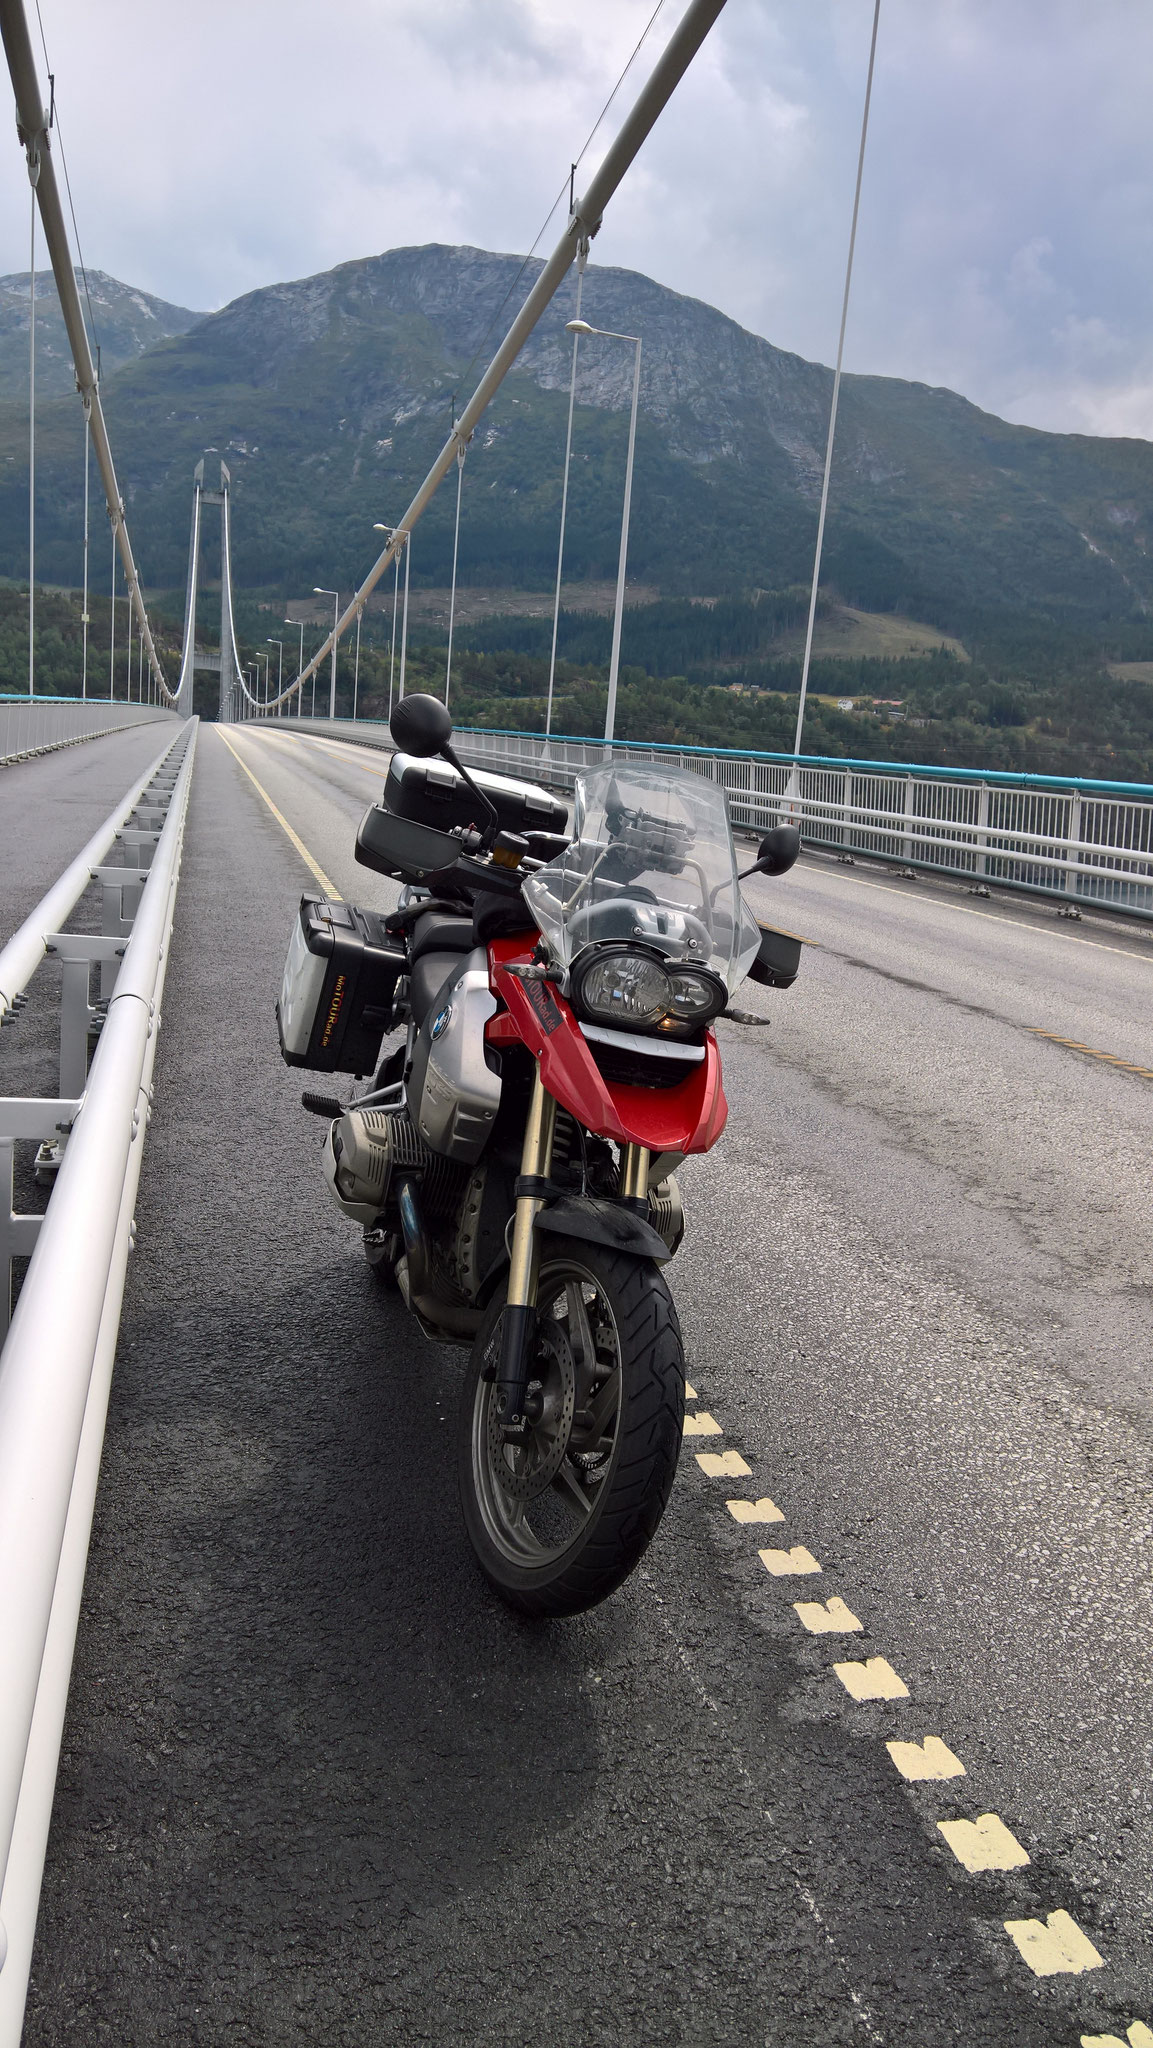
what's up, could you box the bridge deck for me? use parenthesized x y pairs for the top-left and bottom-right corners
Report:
(10, 728), (1153, 2046)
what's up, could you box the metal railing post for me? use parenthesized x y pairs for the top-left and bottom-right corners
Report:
(1065, 790), (1082, 899)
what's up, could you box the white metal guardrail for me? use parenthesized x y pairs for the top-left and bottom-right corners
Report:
(454, 729), (1153, 922)
(0, 721), (196, 2044)
(275, 716), (1153, 922)
(0, 697), (175, 766)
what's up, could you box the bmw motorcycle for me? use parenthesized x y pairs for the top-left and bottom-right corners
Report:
(277, 694), (800, 1617)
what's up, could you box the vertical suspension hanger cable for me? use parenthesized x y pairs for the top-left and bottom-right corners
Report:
(792, 0), (881, 771)
(352, 603), (362, 720)
(444, 426), (467, 711)
(80, 398), (89, 698)
(27, 182), (35, 697)
(108, 524), (115, 699)
(125, 581), (132, 701)
(546, 242), (587, 737)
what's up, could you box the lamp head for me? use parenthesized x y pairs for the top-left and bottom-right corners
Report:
(565, 319), (594, 336)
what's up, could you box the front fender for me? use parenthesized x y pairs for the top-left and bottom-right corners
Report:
(535, 1193), (672, 1263)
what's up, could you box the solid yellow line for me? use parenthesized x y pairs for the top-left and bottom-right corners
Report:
(1032, 1029), (1153, 1079)
(216, 727), (342, 899)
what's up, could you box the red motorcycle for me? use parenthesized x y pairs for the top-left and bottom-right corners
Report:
(278, 695), (799, 1616)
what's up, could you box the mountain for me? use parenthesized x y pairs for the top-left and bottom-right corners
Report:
(0, 269), (204, 402)
(4, 244), (1153, 650)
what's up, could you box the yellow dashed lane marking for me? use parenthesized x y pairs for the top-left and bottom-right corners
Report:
(695, 1449), (750, 1477)
(683, 1411), (723, 1437)
(886, 1737), (966, 1782)
(759, 1545), (821, 1577)
(937, 1814), (1029, 1873)
(726, 1497), (784, 1525)
(689, 1397), (1109, 1998)
(793, 1596), (862, 1634)
(1032, 1028), (1153, 1080)
(1003, 1910), (1103, 1976)
(834, 1657), (909, 1701)
(217, 729), (342, 898)
(1083, 2025), (1153, 2047)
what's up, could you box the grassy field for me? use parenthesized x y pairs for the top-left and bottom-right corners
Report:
(352, 583), (970, 665)
(771, 604), (970, 664)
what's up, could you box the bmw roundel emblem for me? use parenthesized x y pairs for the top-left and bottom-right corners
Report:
(431, 1003), (452, 1041)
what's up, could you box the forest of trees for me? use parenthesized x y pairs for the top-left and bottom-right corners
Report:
(4, 577), (1153, 785)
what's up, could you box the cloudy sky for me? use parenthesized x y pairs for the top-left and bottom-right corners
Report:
(1, 0), (1151, 439)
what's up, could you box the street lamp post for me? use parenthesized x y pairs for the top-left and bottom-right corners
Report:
(256, 650), (270, 714)
(546, 281), (587, 737)
(314, 587), (339, 718)
(567, 321), (642, 747)
(285, 617), (305, 715)
(268, 637), (284, 718)
(373, 524), (403, 720)
(398, 540), (410, 702)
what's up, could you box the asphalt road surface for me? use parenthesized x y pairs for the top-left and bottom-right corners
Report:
(10, 726), (1153, 2047)
(0, 721), (180, 941)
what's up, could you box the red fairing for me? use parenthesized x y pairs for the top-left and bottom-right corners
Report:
(487, 936), (727, 1155)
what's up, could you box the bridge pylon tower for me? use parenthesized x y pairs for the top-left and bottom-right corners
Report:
(175, 460), (250, 720)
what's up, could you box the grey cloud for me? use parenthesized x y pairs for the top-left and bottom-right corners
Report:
(3, 0), (1152, 436)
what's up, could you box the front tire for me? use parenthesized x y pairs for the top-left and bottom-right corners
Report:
(457, 1237), (685, 1618)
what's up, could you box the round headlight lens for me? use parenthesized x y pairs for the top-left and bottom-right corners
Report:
(576, 950), (673, 1027)
(668, 969), (724, 1020)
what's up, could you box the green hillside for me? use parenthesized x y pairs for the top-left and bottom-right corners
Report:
(2, 245), (1153, 774)
(5, 244), (1153, 633)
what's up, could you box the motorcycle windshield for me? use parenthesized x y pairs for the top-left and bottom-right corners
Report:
(523, 763), (761, 996)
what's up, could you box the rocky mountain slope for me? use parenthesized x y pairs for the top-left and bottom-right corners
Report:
(3, 245), (1153, 642)
(0, 268), (203, 400)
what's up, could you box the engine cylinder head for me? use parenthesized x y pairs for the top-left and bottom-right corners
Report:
(324, 1107), (462, 1223)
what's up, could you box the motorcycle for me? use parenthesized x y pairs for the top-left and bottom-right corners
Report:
(277, 694), (800, 1616)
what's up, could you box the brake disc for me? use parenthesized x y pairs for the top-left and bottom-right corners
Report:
(489, 1317), (576, 1502)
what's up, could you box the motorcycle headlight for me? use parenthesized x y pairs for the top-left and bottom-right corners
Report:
(572, 950), (727, 1035)
(668, 969), (724, 1020)
(652, 967), (727, 1036)
(573, 949), (674, 1028)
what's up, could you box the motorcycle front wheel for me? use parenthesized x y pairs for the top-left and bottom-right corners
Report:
(457, 1237), (685, 1618)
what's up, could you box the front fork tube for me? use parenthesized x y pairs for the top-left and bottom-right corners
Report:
(496, 1065), (557, 1440)
(619, 1140), (651, 1211)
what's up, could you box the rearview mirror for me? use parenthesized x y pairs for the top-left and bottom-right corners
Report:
(389, 692), (452, 758)
(739, 824), (800, 881)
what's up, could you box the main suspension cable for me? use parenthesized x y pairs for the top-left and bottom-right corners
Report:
(276, 0), (727, 715)
(454, 0), (668, 402)
(1, 0), (176, 704)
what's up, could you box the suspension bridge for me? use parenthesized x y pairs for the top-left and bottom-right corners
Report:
(1, 1), (1152, 2045)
